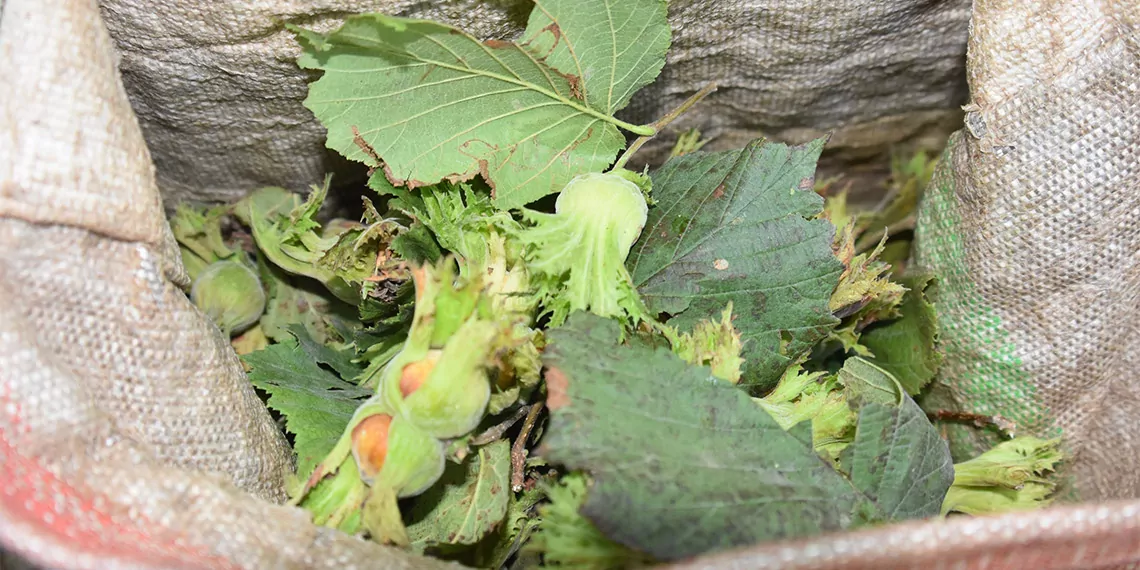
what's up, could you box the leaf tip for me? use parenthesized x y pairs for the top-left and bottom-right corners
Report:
(288, 24), (332, 54)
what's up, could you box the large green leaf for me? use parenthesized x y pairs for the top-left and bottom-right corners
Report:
(628, 139), (843, 390)
(538, 313), (954, 560)
(861, 274), (943, 395)
(243, 341), (370, 478)
(406, 440), (512, 550)
(522, 0), (670, 114)
(838, 358), (955, 520)
(294, 0), (668, 209)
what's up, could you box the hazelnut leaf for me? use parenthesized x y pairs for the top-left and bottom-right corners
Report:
(243, 337), (371, 480)
(538, 313), (954, 560)
(627, 138), (843, 392)
(405, 439), (512, 550)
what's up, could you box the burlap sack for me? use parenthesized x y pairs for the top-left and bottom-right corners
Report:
(0, 0), (448, 567)
(912, 0), (1140, 500)
(97, 0), (971, 206)
(2, 0), (1139, 568)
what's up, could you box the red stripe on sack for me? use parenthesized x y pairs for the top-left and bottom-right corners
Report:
(0, 390), (241, 570)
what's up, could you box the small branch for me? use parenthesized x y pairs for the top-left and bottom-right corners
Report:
(854, 215), (916, 253)
(611, 82), (718, 171)
(928, 409), (1017, 438)
(470, 404), (531, 446)
(511, 401), (545, 492)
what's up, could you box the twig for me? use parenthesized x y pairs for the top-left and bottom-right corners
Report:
(611, 82), (718, 171)
(470, 404), (531, 446)
(854, 214), (916, 253)
(511, 401), (545, 492)
(927, 409), (1017, 438)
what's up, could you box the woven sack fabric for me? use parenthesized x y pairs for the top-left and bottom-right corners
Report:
(1, 0), (452, 567)
(912, 0), (1140, 501)
(2, 0), (1140, 568)
(96, 0), (971, 205)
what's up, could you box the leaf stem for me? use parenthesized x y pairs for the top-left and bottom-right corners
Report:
(620, 120), (658, 137)
(611, 82), (718, 171)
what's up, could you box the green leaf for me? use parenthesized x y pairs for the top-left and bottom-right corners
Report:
(838, 356), (905, 407)
(257, 259), (354, 346)
(243, 341), (370, 478)
(294, 1), (668, 209)
(246, 186), (361, 304)
(861, 274), (943, 395)
(475, 484), (546, 569)
(527, 473), (654, 569)
(390, 222), (442, 265)
(836, 358), (954, 518)
(288, 323), (363, 380)
(539, 313), (953, 560)
(840, 400), (953, 519)
(406, 440), (512, 549)
(522, 0), (669, 115)
(628, 139), (843, 390)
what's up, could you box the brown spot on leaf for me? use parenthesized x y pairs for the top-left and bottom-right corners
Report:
(713, 259), (729, 271)
(521, 23), (562, 59)
(567, 74), (583, 100)
(712, 185), (726, 199)
(798, 176), (814, 190)
(351, 126), (382, 167)
(379, 152), (480, 191)
(545, 367), (571, 410)
(485, 39), (511, 49)
(544, 23), (562, 45)
(477, 157), (496, 198)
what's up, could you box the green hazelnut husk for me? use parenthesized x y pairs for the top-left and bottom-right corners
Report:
(190, 260), (267, 336)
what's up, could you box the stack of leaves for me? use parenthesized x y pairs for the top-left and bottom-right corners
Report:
(168, 0), (1065, 567)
